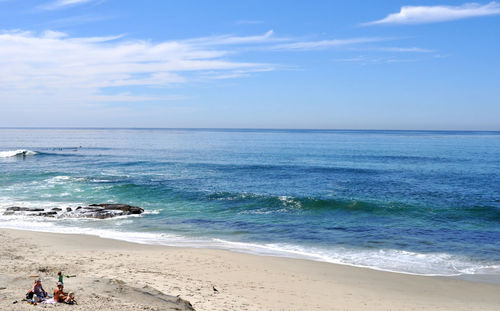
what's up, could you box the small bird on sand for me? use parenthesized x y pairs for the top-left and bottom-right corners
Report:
(212, 286), (219, 293)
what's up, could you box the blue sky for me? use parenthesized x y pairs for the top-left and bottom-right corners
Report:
(1, 1), (499, 130)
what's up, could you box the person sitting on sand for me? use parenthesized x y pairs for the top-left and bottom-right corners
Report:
(53, 282), (75, 304)
(33, 278), (47, 299)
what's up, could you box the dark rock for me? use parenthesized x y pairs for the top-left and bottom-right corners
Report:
(81, 211), (120, 219)
(37, 211), (58, 217)
(5, 206), (22, 211)
(3, 203), (144, 219)
(6, 207), (44, 212)
(72, 203), (144, 219)
(84, 207), (102, 212)
(89, 204), (144, 215)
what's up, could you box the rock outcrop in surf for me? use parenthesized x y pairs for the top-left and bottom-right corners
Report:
(3, 203), (144, 219)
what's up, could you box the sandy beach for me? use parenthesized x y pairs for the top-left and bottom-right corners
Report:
(0, 228), (498, 310)
(2, 0), (500, 308)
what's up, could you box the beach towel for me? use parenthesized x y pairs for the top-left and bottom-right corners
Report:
(41, 298), (57, 304)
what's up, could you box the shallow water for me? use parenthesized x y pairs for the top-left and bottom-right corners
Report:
(0, 128), (499, 276)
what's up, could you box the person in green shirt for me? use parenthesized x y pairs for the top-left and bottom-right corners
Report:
(58, 272), (63, 284)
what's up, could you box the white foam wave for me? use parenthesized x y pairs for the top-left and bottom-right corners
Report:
(0, 218), (199, 246)
(0, 198), (497, 277)
(0, 211), (497, 277)
(143, 209), (161, 215)
(209, 239), (500, 276)
(45, 176), (87, 185)
(0, 149), (38, 158)
(0, 199), (83, 210)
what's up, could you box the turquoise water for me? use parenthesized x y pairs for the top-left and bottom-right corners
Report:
(0, 129), (499, 276)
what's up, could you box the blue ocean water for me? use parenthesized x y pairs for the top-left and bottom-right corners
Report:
(0, 129), (499, 276)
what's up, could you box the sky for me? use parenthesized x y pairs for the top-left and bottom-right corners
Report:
(0, 0), (499, 130)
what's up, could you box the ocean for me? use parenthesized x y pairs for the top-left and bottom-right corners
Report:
(0, 128), (499, 277)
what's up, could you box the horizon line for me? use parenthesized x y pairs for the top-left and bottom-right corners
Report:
(0, 127), (499, 133)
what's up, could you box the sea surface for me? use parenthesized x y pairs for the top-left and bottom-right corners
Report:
(0, 129), (499, 277)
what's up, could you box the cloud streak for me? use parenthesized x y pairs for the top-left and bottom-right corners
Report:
(269, 37), (388, 51)
(0, 29), (393, 107)
(40, 0), (98, 10)
(0, 27), (418, 113)
(0, 30), (275, 105)
(185, 30), (282, 46)
(334, 55), (419, 65)
(352, 47), (434, 53)
(364, 2), (500, 25)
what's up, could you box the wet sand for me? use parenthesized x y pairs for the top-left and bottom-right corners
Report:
(0, 228), (499, 310)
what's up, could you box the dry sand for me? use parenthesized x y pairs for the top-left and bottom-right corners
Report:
(0, 228), (498, 311)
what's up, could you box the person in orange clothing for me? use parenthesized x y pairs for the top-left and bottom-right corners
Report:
(53, 282), (75, 304)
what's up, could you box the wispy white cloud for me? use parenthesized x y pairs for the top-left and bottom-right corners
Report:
(364, 2), (500, 25)
(56, 0), (94, 5)
(376, 47), (433, 53)
(185, 30), (284, 46)
(0, 28), (421, 110)
(40, 0), (98, 10)
(269, 37), (389, 51)
(0, 30), (274, 105)
(334, 55), (419, 65)
(351, 47), (434, 53)
(187, 31), (386, 53)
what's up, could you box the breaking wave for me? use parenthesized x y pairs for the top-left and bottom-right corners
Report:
(0, 214), (497, 277)
(0, 149), (38, 158)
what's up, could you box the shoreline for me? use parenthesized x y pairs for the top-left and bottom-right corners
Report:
(0, 221), (495, 279)
(1, 228), (499, 310)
